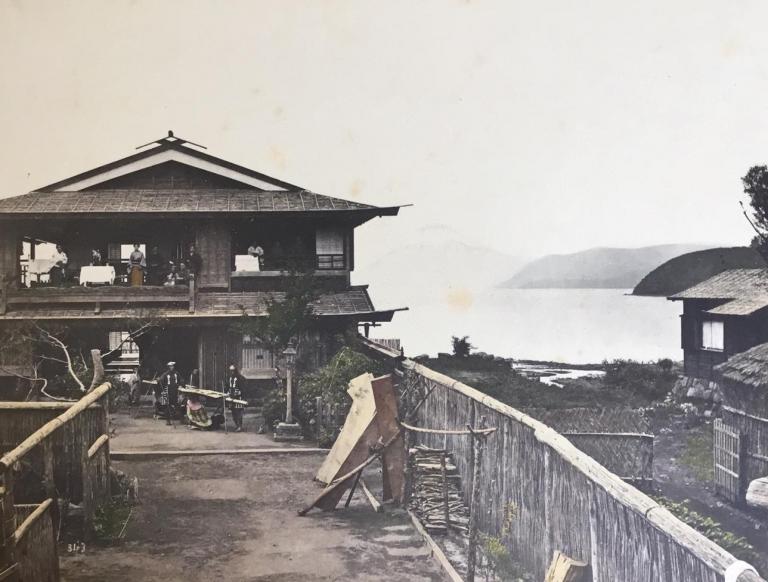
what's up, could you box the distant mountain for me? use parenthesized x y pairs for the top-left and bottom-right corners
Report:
(632, 247), (765, 296)
(499, 244), (710, 290)
(356, 239), (524, 305)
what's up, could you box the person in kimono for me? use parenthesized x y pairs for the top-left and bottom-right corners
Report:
(49, 244), (68, 284)
(155, 361), (184, 424)
(225, 364), (246, 432)
(128, 243), (146, 286)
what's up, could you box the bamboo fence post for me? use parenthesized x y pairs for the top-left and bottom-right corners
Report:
(403, 426), (416, 506)
(466, 415), (487, 582)
(80, 437), (94, 541)
(440, 453), (450, 530)
(0, 467), (17, 581)
(40, 439), (58, 538)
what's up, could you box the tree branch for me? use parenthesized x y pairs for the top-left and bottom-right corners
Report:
(34, 323), (86, 392)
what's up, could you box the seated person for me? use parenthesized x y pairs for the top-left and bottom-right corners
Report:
(163, 263), (179, 286)
(90, 249), (103, 266)
(176, 261), (189, 285)
(247, 243), (264, 258)
(49, 244), (68, 284)
(186, 393), (212, 430)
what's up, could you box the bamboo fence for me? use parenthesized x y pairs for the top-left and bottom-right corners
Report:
(360, 337), (764, 582)
(722, 406), (768, 491)
(0, 383), (112, 582)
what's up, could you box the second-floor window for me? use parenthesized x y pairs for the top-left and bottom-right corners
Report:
(701, 320), (724, 351)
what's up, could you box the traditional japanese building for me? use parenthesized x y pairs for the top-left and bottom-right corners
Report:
(0, 132), (405, 393)
(668, 268), (768, 400)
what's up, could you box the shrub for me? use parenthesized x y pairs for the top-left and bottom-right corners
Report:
(602, 358), (678, 401)
(262, 347), (386, 440)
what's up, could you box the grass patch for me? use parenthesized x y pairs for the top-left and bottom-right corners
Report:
(680, 423), (714, 483)
(93, 499), (133, 543)
(652, 496), (763, 571)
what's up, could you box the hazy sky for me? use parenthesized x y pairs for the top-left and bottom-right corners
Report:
(2, 0), (768, 260)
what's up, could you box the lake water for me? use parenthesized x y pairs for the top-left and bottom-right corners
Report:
(374, 288), (683, 364)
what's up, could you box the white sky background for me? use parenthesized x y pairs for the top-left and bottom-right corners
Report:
(2, 0), (768, 261)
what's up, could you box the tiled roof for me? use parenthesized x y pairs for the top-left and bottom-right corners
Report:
(670, 269), (768, 315)
(671, 269), (768, 299)
(0, 289), (402, 321)
(715, 342), (768, 389)
(0, 189), (386, 215)
(705, 297), (768, 316)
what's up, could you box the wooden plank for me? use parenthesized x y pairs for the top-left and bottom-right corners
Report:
(544, 550), (589, 582)
(87, 434), (109, 459)
(359, 479), (382, 512)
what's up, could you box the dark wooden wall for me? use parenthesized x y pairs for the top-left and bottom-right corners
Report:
(681, 300), (768, 381)
(196, 222), (231, 289)
(0, 224), (19, 286)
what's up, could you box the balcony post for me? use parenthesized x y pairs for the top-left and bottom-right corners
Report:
(189, 274), (196, 314)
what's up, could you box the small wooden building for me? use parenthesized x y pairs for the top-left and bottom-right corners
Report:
(0, 132), (406, 395)
(668, 268), (768, 400)
(714, 344), (768, 501)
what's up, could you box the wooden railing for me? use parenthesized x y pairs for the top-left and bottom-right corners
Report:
(359, 336), (764, 582)
(0, 383), (112, 582)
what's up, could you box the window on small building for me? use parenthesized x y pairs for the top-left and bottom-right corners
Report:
(701, 320), (724, 351)
(315, 227), (345, 269)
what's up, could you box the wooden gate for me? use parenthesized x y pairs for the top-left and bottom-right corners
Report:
(714, 419), (745, 504)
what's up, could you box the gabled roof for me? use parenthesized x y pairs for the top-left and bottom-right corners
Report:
(715, 342), (768, 390)
(0, 132), (403, 220)
(669, 268), (768, 316)
(38, 132), (299, 192)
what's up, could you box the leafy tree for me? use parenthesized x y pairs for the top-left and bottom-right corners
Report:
(232, 269), (320, 358)
(741, 166), (768, 262)
(451, 335), (474, 358)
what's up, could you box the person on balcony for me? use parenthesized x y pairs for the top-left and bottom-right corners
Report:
(164, 263), (179, 286)
(48, 244), (68, 284)
(225, 364), (246, 432)
(90, 248), (103, 266)
(247, 243), (264, 271)
(176, 261), (189, 285)
(187, 244), (202, 277)
(128, 243), (146, 287)
(148, 246), (166, 286)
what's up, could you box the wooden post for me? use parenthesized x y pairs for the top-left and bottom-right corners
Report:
(0, 468), (17, 581)
(738, 431), (748, 507)
(40, 439), (58, 538)
(403, 427), (416, 506)
(0, 279), (7, 316)
(466, 416), (487, 582)
(188, 274), (196, 314)
(440, 453), (450, 530)
(315, 396), (323, 438)
(80, 438), (94, 541)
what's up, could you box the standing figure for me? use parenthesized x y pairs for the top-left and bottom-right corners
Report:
(127, 367), (142, 406)
(156, 361), (184, 424)
(247, 243), (264, 272)
(187, 244), (202, 277)
(49, 244), (68, 285)
(148, 245), (166, 286)
(225, 364), (246, 432)
(128, 243), (146, 286)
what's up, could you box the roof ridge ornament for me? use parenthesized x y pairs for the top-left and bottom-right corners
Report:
(135, 130), (208, 151)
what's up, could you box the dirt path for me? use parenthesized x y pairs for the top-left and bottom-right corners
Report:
(653, 418), (768, 571)
(60, 454), (445, 582)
